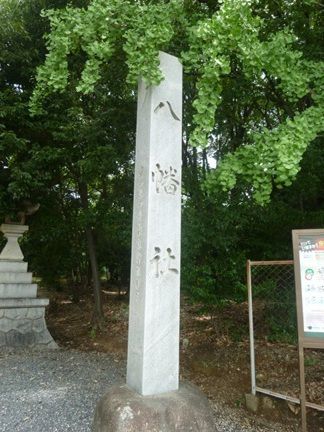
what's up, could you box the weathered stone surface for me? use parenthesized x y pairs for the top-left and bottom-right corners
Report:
(27, 307), (44, 320)
(0, 321), (57, 348)
(0, 232), (56, 349)
(46, 340), (58, 349)
(0, 298), (49, 308)
(93, 383), (217, 432)
(0, 317), (14, 333)
(34, 328), (57, 346)
(0, 261), (28, 272)
(0, 331), (6, 346)
(32, 317), (46, 332)
(0, 283), (37, 298)
(245, 393), (259, 413)
(6, 329), (35, 347)
(14, 318), (33, 333)
(0, 304), (57, 347)
(4, 308), (27, 319)
(0, 224), (28, 261)
(127, 51), (182, 396)
(5, 318), (28, 333)
(0, 271), (32, 283)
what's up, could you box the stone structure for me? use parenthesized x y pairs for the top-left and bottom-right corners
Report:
(0, 223), (57, 348)
(94, 52), (217, 431)
(126, 51), (182, 396)
(93, 383), (216, 432)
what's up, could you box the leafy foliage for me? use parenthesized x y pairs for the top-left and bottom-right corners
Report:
(184, 0), (324, 203)
(30, 0), (184, 112)
(30, 0), (324, 204)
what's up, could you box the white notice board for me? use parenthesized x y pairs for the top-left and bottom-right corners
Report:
(293, 229), (324, 342)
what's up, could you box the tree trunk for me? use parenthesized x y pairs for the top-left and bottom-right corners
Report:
(79, 182), (104, 328)
(85, 226), (104, 327)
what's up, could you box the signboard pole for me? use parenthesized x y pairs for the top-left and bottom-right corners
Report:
(247, 260), (257, 396)
(298, 344), (307, 431)
(292, 228), (324, 432)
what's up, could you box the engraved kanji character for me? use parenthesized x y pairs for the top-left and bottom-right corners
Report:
(150, 247), (162, 277)
(152, 163), (179, 195)
(165, 247), (179, 274)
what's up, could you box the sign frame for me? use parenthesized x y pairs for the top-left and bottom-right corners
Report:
(292, 229), (324, 349)
(292, 228), (324, 432)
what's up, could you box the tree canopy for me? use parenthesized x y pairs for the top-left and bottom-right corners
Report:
(29, 0), (324, 203)
(0, 0), (323, 315)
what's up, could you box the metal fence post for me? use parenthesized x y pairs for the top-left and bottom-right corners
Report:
(247, 259), (256, 395)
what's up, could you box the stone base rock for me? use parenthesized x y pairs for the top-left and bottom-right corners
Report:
(0, 298), (57, 349)
(93, 382), (217, 432)
(245, 393), (259, 413)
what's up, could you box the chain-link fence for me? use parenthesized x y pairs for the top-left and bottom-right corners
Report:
(247, 261), (299, 402)
(249, 260), (296, 344)
(247, 260), (324, 412)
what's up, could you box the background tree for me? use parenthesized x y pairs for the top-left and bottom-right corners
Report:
(1, 0), (323, 316)
(0, 0), (135, 327)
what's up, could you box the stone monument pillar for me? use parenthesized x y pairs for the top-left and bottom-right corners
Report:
(93, 52), (216, 431)
(126, 51), (182, 397)
(0, 223), (57, 349)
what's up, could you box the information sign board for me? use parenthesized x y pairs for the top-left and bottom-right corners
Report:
(293, 229), (324, 346)
(292, 229), (324, 432)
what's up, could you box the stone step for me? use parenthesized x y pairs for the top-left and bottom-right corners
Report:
(0, 261), (28, 272)
(0, 283), (37, 298)
(0, 298), (49, 308)
(0, 272), (32, 284)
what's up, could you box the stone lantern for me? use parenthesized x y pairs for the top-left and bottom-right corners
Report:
(0, 223), (57, 349)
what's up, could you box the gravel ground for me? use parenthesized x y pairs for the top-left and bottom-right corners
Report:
(0, 349), (123, 432)
(0, 348), (293, 432)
